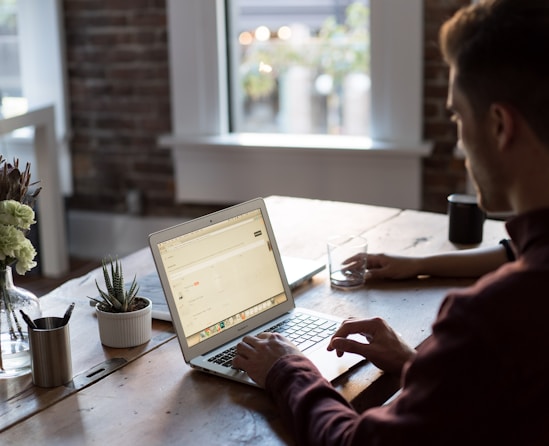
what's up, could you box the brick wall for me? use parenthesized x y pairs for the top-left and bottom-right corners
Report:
(63, 0), (181, 216)
(422, 0), (471, 212)
(63, 0), (470, 216)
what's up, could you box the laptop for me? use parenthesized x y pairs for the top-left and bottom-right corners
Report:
(148, 197), (363, 386)
(134, 256), (325, 321)
(283, 256), (325, 290)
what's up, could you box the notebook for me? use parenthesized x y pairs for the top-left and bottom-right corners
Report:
(134, 256), (325, 321)
(148, 197), (363, 386)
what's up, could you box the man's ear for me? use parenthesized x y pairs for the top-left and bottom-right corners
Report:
(489, 103), (515, 151)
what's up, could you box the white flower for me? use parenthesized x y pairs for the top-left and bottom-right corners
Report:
(14, 237), (37, 275)
(0, 209), (38, 275)
(0, 200), (35, 230)
(0, 224), (23, 260)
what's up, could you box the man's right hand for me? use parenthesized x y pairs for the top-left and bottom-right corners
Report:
(327, 317), (416, 376)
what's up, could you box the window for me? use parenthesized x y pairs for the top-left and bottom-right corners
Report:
(163, 0), (430, 209)
(228, 1), (370, 136)
(0, 0), (26, 118)
(166, 0), (423, 144)
(0, 0), (71, 196)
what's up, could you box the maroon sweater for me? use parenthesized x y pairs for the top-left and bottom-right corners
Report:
(266, 207), (549, 445)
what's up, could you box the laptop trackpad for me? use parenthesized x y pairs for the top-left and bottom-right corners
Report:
(307, 346), (364, 382)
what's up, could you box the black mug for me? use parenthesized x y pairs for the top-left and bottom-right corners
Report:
(447, 194), (485, 244)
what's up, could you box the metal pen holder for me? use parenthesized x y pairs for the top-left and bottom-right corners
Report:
(28, 316), (73, 388)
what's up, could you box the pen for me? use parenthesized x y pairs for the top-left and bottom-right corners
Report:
(19, 309), (38, 330)
(62, 302), (75, 326)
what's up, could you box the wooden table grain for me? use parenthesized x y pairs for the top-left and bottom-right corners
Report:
(0, 196), (508, 444)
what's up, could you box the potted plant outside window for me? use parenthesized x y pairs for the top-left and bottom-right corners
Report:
(89, 257), (152, 348)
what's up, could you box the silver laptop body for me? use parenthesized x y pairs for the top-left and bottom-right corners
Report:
(148, 198), (362, 386)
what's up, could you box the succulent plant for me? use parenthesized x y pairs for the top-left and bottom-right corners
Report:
(89, 257), (145, 313)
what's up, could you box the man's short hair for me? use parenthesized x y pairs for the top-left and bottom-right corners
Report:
(439, 0), (549, 146)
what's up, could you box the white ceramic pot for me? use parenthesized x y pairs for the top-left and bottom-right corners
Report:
(95, 297), (152, 348)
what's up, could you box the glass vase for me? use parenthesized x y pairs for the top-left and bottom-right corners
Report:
(0, 266), (41, 378)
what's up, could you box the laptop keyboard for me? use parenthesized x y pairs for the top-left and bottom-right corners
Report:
(208, 313), (339, 368)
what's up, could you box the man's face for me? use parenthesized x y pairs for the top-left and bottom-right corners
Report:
(447, 68), (512, 213)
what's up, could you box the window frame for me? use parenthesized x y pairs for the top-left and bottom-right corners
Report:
(17, 0), (69, 140)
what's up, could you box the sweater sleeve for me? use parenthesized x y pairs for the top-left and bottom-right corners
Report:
(262, 294), (494, 446)
(265, 355), (367, 446)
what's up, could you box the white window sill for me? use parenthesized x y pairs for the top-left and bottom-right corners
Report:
(159, 133), (432, 158)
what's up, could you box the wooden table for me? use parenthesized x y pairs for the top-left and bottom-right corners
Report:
(0, 196), (508, 444)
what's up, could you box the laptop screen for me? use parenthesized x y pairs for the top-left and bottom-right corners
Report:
(155, 208), (289, 348)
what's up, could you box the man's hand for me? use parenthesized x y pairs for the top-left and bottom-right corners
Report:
(328, 317), (416, 375)
(233, 332), (302, 387)
(363, 253), (422, 280)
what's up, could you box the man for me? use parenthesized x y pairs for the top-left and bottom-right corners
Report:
(232, 0), (549, 444)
